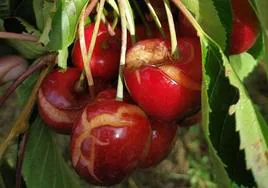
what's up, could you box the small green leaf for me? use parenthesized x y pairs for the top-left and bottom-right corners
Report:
(57, 48), (68, 69)
(181, 0), (229, 50)
(0, 18), (47, 59)
(230, 53), (258, 81)
(46, 0), (88, 50)
(22, 117), (83, 188)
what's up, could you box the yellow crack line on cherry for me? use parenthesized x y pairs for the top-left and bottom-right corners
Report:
(73, 105), (146, 183)
(38, 90), (80, 124)
(160, 65), (200, 91)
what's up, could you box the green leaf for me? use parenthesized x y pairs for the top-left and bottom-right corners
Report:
(57, 48), (68, 69)
(17, 71), (40, 106)
(22, 117), (83, 188)
(181, 0), (230, 50)
(224, 54), (268, 188)
(0, 0), (10, 18)
(46, 0), (88, 50)
(200, 39), (231, 188)
(230, 53), (258, 81)
(0, 18), (47, 59)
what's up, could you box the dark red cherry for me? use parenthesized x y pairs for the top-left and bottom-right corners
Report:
(140, 120), (177, 168)
(124, 38), (201, 121)
(37, 68), (91, 134)
(71, 100), (152, 186)
(72, 22), (121, 80)
(230, 0), (260, 54)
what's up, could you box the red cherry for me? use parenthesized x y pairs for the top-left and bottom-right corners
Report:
(37, 68), (91, 134)
(124, 38), (201, 121)
(72, 23), (121, 80)
(230, 0), (259, 54)
(178, 11), (197, 37)
(71, 100), (152, 186)
(140, 120), (177, 168)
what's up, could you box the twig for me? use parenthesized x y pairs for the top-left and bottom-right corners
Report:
(15, 132), (29, 188)
(0, 62), (54, 159)
(0, 32), (38, 42)
(0, 54), (55, 107)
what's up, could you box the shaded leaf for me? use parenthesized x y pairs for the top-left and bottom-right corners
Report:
(57, 48), (68, 69)
(22, 117), (82, 188)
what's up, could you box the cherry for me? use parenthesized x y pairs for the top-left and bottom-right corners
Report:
(37, 68), (111, 134)
(72, 23), (121, 80)
(124, 37), (201, 121)
(178, 11), (197, 37)
(71, 100), (151, 186)
(140, 119), (177, 168)
(37, 68), (91, 134)
(178, 0), (260, 54)
(230, 0), (259, 54)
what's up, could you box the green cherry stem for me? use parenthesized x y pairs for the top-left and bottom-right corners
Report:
(131, 0), (152, 37)
(171, 0), (203, 36)
(164, 0), (179, 59)
(85, 0), (99, 19)
(116, 0), (127, 101)
(0, 32), (38, 42)
(78, 6), (94, 97)
(144, 0), (165, 38)
(86, 0), (106, 98)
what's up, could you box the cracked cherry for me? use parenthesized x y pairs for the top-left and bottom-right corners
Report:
(140, 120), (177, 168)
(124, 37), (201, 121)
(231, 0), (260, 54)
(71, 100), (151, 186)
(37, 68), (111, 134)
(72, 23), (121, 80)
(37, 68), (91, 134)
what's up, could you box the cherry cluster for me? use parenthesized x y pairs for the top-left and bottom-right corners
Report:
(37, 0), (259, 186)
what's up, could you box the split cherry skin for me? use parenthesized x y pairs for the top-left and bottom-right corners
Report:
(140, 120), (178, 168)
(37, 68), (91, 134)
(71, 100), (152, 186)
(124, 37), (201, 122)
(72, 23), (121, 80)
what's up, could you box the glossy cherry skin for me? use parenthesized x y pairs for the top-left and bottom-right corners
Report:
(72, 23), (121, 80)
(37, 68), (91, 134)
(140, 120), (178, 168)
(71, 100), (152, 186)
(124, 38), (201, 121)
(230, 0), (259, 54)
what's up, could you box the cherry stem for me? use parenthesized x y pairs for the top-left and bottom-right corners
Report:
(164, 0), (179, 59)
(171, 0), (203, 36)
(0, 54), (56, 107)
(15, 132), (29, 188)
(85, 0), (99, 19)
(0, 32), (38, 42)
(144, 0), (165, 38)
(131, 0), (152, 37)
(116, 0), (127, 101)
